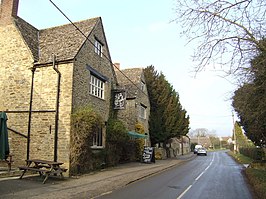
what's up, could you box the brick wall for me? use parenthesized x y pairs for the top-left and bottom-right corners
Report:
(0, 0), (19, 25)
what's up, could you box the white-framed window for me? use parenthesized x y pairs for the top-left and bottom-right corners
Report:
(94, 39), (103, 57)
(90, 75), (105, 99)
(139, 104), (146, 119)
(91, 126), (103, 148)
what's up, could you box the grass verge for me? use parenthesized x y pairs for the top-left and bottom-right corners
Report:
(227, 151), (253, 164)
(245, 168), (266, 199)
(228, 151), (266, 199)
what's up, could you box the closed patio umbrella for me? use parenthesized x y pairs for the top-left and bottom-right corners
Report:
(128, 131), (148, 139)
(0, 112), (9, 160)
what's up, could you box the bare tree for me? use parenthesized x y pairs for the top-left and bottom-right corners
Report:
(173, 0), (266, 79)
(194, 128), (209, 137)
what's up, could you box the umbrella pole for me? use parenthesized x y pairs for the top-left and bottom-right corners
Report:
(27, 67), (36, 160)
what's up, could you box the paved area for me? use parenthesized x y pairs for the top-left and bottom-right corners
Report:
(0, 153), (195, 199)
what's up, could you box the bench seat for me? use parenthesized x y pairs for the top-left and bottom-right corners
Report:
(18, 166), (50, 173)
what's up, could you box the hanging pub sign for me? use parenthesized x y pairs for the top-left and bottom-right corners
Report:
(113, 90), (126, 110)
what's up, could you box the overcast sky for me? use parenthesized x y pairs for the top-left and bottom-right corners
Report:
(18, 0), (236, 137)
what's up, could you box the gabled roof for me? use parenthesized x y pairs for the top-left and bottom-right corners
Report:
(38, 17), (99, 64)
(116, 68), (144, 98)
(13, 16), (100, 64)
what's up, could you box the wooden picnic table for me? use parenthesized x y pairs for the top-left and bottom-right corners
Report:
(18, 159), (67, 184)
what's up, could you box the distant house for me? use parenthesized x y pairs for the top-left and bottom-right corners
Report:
(0, 0), (117, 175)
(114, 65), (151, 146)
(221, 137), (233, 144)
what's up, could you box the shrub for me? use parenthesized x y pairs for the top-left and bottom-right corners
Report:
(134, 123), (145, 161)
(105, 119), (136, 166)
(239, 147), (265, 160)
(70, 106), (104, 175)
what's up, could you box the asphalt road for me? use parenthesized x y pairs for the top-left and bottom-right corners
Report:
(97, 151), (253, 199)
(0, 154), (192, 199)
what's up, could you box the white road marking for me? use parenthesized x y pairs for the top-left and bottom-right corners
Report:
(176, 185), (192, 199)
(177, 152), (215, 199)
(195, 172), (204, 181)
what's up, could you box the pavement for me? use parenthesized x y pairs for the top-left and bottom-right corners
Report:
(0, 153), (196, 199)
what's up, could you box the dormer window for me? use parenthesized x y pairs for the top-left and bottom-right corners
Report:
(140, 81), (145, 91)
(94, 39), (103, 57)
(139, 104), (147, 119)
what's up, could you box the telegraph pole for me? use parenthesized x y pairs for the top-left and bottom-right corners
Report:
(232, 111), (237, 153)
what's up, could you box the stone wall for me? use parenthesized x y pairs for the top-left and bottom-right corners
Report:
(116, 99), (138, 131)
(136, 72), (150, 136)
(116, 69), (151, 145)
(28, 63), (73, 169)
(72, 20), (117, 147)
(1, 10), (117, 174)
(0, 23), (34, 165)
(0, 22), (74, 173)
(168, 136), (191, 157)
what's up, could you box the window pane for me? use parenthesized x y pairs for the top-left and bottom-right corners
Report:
(95, 40), (103, 56)
(95, 41), (98, 54)
(89, 74), (105, 99)
(91, 127), (103, 147)
(140, 105), (146, 119)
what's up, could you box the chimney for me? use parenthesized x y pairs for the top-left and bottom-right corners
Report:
(114, 63), (120, 70)
(0, 0), (19, 25)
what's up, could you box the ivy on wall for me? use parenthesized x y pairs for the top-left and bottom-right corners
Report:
(69, 106), (145, 175)
(70, 105), (104, 174)
(135, 122), (145, 161)
(105, 118), (137, 165)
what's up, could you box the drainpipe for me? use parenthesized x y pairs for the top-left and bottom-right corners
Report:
(53, 54), (61, 162)
(27, 67), (36, 160)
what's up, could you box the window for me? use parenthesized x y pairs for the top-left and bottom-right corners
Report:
(140, 81), (145, 91)
(91, 126), (103, 148)
(94, 39), (103, 57)
(90, 75), (105, 99)
(139, 104), (147, 119)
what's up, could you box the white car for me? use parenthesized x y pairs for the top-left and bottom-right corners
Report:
(197, 148), (207, 156)
(194, 144), (203, 154)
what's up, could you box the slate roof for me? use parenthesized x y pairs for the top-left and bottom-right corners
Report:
(13, 16), (100, 64)
(38, 17), (99, 64)
(14, 17), (39, 61)
(116, 68), (144, 98)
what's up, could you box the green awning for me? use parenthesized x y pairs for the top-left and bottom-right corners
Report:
(128, 131), (148, 139)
